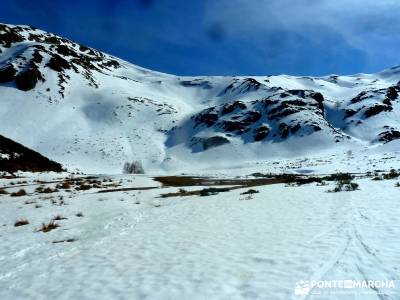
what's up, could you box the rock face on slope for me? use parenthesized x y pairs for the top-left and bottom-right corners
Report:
(167, 87), (348, 151)
(0, 64), (16, 83)
(15, 66), (42, 91)
(193, 89), (328, 142)
(0, 135), (63, 173)
(1, 22), (400, 172)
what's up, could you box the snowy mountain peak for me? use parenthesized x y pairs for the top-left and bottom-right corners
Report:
(0, 23), (122, 97)
(1, 23), (400, 173)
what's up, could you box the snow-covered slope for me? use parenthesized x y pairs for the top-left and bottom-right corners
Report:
(1, 23), (400, 173)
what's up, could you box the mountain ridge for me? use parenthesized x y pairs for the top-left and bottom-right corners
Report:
(1, 23), (400, 173)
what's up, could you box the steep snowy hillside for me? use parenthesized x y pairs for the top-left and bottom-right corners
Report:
(0, 134), (63, 173)
(1, 23), (400, 173)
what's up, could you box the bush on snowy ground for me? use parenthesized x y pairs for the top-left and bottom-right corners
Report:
(123, 161), (144, 174)
(383, 169), (400, 180)
(240, 189), (259, 195)
(325, 173), (354, 182)
(327, 175), (359, 193)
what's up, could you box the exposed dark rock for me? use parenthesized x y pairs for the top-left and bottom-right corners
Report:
(311, 92), (325, 113)
(0, 29), (24, 47)
(187, 88), (330, 145)
(364, 105), (391, 118)
(222, 121), (247, 133)
(101, 59), (120, 69)
(56, 44), (78, 57)
(269, 108), (299, 120)
(241, 78), (261, 92)
(43, 35), (61, 45)
(312, 125), (322, 132)
(279, 123), (290, 138)
(290, 124), (301, 134)
(382, 98), (392, 106)
(377, 130), (400, 143)
(280, 92), (291, 98)
(0, 135), (63, 173)
(262, 99), (279, 108)
(268, 102), (290, 117)
(254, 125), (270, 141)
(221, 101), (247, 115)
(221, 78), (262, 95)
(350, 91), (368, 104)
(15, 67), (42, 91)
(281, 100), (307, 107)
(311, 92), (324, 103)
(194, 110), (218, 127)
(31, 50), (43, 64)
(0, 64), (16, 83)
(344, 109), (357, 119)
(181, 80), (212, 89)
(46, 54), (71, 72)
(387, 86), (398, 101)
(242, 111), (261, 123)
(202, 136), (230, 150)
(79, 44), (91, 52)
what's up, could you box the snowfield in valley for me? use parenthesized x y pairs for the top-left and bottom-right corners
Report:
(1, 156), (400, 300)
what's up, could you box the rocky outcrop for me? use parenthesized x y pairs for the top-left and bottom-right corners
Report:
(377, 129), (400, 143)
(15, 67), (42, 91)
(364, 104), (392, 118)
(184, 88), (332, 147)
(220, 78), (263, 96)
(46, 54), (71, 72)
(202, 136), (230, 150)
(253, 125), (270, 141)
(0, 64), (16, 83)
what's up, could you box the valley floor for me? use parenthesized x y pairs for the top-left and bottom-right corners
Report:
(0, 171), (400, 300)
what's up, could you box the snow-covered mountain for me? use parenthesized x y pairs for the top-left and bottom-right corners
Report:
(1, 23), (400, 173)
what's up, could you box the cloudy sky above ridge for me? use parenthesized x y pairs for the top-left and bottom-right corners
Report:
(2, 0), (400, 76)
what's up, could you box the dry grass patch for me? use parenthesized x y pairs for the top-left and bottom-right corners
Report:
(56, 181), (71, 189)
(52, 238), (77, 244)
(161, 187), (232, 198)
(14, 219), (29, 227)
(10, 189), (27, 197)
(240, 189), (259, 195)
(37, 221), (59, 233)
(36, 186), (58, 194)
(52, 215), (67, 221)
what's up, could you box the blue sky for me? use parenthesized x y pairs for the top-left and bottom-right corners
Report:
(2, 0), (400, 76)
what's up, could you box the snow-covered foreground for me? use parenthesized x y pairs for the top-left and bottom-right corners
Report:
(1, 172), (399, 300)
